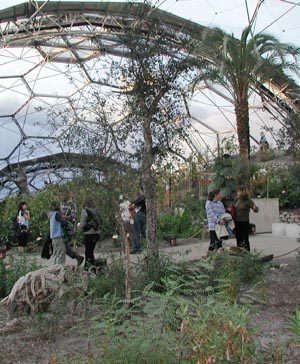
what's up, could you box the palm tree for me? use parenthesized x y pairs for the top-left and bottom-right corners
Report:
(195, 17), (300, 169)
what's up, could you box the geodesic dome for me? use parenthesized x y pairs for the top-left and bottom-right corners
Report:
(0, 0), (299, 196)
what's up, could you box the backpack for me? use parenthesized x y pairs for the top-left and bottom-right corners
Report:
(11, 215), (18, 231)
(83, 208), (102, 232)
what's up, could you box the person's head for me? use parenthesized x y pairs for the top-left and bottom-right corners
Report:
(67, 191), (74, 201)
(208, 188), (222, 202)
(83, 197), (95, 208)
(50, 200), (60, 211)
(18, 201), (27, 211)
(59, 191), (66, 202)
(260, 131), (265, 137)
(237, 185), (249, 199)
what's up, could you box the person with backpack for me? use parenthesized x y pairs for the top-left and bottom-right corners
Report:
(78, 197), (101, 272)
(60, 191), (84, 266)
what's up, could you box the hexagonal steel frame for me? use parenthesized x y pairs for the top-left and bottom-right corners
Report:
(0, 1), (298, 195)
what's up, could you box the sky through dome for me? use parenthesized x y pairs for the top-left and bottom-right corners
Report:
(0, 0), (299, 194)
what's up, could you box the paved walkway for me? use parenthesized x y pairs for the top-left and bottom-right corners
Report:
(4, 233), (300, 267)
(159, 233), (300, 263)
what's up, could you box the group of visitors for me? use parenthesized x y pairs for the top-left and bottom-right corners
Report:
(205, 185), (259, 252)
(12, 186), (146, 270)
(12, 181), (258, 267)
(13, 192), (101, 273)
(48, 194), (101, 271)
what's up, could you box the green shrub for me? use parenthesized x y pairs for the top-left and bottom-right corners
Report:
(135, 254), (192, 295)
(101, 330), (185, 364)
(97, 294), (189, 364)
(286, 308), (300, 345)
(88, 259), (126, 301)
(182, 299), (258, 364)
(0, 255), (40, 298)
(208, 251), (264, 302)
(0, 180), (119, 247)
(157, 213), (192, 238)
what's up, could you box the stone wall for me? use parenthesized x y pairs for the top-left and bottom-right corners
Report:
(250, 198), (279, 233)
(257, 160), (300, 172)
(279, 210), (300, 224)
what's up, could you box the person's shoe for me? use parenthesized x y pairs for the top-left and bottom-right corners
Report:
(203, 250), (215, 258)
(76, 255), (84, 266)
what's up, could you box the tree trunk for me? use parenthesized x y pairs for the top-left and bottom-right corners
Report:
(142, 117), (158, 256)
(143, 167), (158, 255)
(115, 200), (132, 306)
(14, 168), (30, 194)
(235, 99), (250, 159)
(120, 222), (131, 306)
(235, 99), (251, 185)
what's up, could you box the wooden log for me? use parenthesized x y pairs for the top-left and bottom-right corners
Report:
(1, 265), (88, 315)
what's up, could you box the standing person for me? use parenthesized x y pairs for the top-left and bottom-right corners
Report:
(205, 188), (226, 252)
(259, 131), (269, 151)
(48, 200), (68, 264)
(233, 185), (259, 251)
(131, 187), (146, 254)
(128, 203), (138, 252)
(60, 191), (84, 266)
(78, 197), (101, 272)
(119, 195), (131, 237)
(118, 195), (132, 252)
(16, 201), (30, 253)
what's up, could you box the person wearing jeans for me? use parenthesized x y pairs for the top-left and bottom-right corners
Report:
(48, 200), (68, 265)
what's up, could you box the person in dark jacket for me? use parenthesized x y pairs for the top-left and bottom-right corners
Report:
(60, 191), (84, 266)
(78, 197), (101, 272)
(234, 185), (259, 251)
(131, 187), (146, 254)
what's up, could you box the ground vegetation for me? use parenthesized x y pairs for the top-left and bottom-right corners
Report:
(1, 248), (300, 363)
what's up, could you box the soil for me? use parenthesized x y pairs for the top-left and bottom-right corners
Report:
(250, 256), (300, 363)
(1, 255), (300, 363)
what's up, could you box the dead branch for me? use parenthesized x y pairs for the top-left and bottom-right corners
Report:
(1, 265), (88, 316)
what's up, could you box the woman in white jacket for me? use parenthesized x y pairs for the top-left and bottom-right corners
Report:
(205, 189), (226, 252)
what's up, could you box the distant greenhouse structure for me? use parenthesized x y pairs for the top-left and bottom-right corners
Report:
(0, 1), (299, 195)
